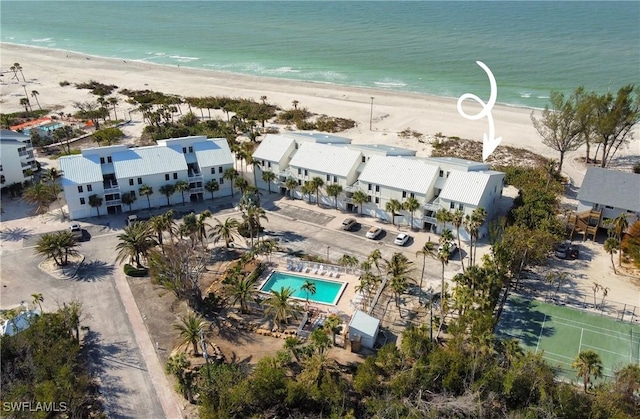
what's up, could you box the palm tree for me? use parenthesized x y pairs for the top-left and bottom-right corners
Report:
(469, 207), (486, 266)
(610, 213), (629, 266)
(284, 177), (298, 199)
(322, 314), (342, 346)
(108, 96), (118, 120)
(204, 179), (219, 200)
(159, 184), (175, 206)
(88, 194), (103, 217)
(284, 336), (303, 361)
(385, 199), (402, 226)
(338, 254), (359, 270)
(209, 217), (241, 248)
(235, 177), (249, 196)
(174, 313), (206, 355)
(572, 350), (603, 392)
(301, 279), (316, 312)
(310, 176), (325, 206)
(325, 183), (343, 210)
(261, 170), (277, 194)
(42, 167), (63, 184)
(115, 221), (157, 268)
(435, 208), (452, 233)
(450, 209), (466, 272)
(12, 62), (26, 82)
(139, 184), (153, 209)
(368, 248), (383, 276)
(263, 287), (300, 331)
(195, 210), (212, 248)
(19, 98), (30, 114)
(30, 90), (42, 110)
(121, 191), (137, 211)
(174, 180), (190, 205)
(403, 196), (420, 229)
(242, 204), (268, 247)
(31, 293), (44, 312)
(301, 181), (315, 204)
(385, 253), (413, 317)
(223, 168), (239, 198)
(22, 182), (54, 214)
(149, 213), (171, 252)
(416, 241), (438, 301)
(436, 233), (453, 339)
(35, 231), (79, 266)
(604, 237), (619, 274)
(224, 274), (258, 314)
(352, 190), (369, 215)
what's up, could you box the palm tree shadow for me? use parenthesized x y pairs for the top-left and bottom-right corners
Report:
(74, 259), (114, 282)
(0, 226), (32, 241)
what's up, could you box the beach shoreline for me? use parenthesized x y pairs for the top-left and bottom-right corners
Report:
(1, 42), (638, 181)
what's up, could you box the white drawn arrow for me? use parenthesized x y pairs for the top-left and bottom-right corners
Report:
(456, 61), (502, 161)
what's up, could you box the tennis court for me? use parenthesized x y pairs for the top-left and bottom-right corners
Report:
(497, 295), (640, 383)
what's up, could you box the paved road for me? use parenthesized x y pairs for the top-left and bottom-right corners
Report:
(1, 232), (167, 419)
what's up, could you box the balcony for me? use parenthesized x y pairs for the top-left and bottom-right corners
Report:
(105, 198), (122, 206)
(188, 172), (203, 182)
(103, 182), (120, 194)
(422, 215), (437, 223)
(190, 186), (204, 193)
(423, 198), (440, 212)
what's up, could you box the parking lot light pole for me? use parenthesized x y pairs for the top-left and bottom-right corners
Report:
(327, 246), (330, 263)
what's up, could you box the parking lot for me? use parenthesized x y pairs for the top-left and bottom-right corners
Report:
(342, 221), (416, 248)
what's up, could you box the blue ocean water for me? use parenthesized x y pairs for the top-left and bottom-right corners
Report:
(1, 1), (638, 109)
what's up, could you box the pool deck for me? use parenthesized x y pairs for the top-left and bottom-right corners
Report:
(259, 260), (358, 319)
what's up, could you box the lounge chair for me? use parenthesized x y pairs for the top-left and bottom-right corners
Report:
(327, 268), (334, 277)
(318, 264), (326, 275)
(333, 267), (341, 278)
(311, 264), (319, 274)
(297, 262), (303, 272)
(303, 263), (309, 273)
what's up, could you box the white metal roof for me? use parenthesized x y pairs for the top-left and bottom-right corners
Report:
(348, 310), (380, 338)
(423, 156), (490, 171)
(288, 142), (361, 177)
(347, 143), (416, 156)
(283, 131), (352, 144)
(193, 139), (233, 168)
(112, 146), (187, 178)
(252, 134), (295, 163)
(439, 170), (502, 206)
(59, 155), (104, 186)
(358, 156), (438, 194)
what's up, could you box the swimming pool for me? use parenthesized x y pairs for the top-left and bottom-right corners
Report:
(260, 271), (347, 305)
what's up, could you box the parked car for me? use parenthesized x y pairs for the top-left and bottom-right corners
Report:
(438, 241), (458, 256)
(126, 214), (139, 226)
(555, 241), (579, 259)
(69, 223), (84, 241)
(366, 226), (383, 239)
(394, 233), (410, 246)
(341, 218), (357, 231)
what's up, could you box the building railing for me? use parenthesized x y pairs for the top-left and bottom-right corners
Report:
(190, 187), (204, 193)
(188, 173), (203, 181)
(104, 185), (120, 194)
(105, 199), (122, 206)
(422, 215), (437, 223)
(423, 198), (440, 211)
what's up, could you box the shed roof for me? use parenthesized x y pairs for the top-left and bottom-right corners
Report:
(252, 134), (296, 163)
(193, 139), (233, 168)
(112, 146), (187, 178)
(59, 155), (104, 185)
(289, 142), (361, 177)
(358, 156), (438, 194)
(577, 167), (640, 212)
(348, 310), (380, 337)
(439, 170), (502, 206)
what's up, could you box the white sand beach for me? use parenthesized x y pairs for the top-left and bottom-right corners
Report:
(1, 43), (638, 186)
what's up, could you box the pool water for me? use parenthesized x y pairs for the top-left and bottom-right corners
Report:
(260, 271), (346, 305)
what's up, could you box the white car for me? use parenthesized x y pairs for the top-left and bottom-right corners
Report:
(366, 226), (383, 239)
(438, 241), (458, 256)
(394, 233), (410, 246)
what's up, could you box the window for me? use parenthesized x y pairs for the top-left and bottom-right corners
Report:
(402, 191), (407, 198)
(77, 185), (83, 193)
(218, 166), (223, 174)
(211, 168), (215, 174)
(362, 156), (366, 163)
(268, 162), (271, 168)
(297, 168), (301, 175)
(304, 169), (308, 176)
(137, 177), (142, 185)
(375, 197), (380, 204)
(367, 196), (372, 202)
(326, 174), (330, 181)
(439, 170), (444, 177)
(298, 179), (301, 186)
(446, 171), (450, 178)
(165, 174), (170, 181)
(80, 197), (85, 205)
(188, 146), (193, 153)
(87, 184), (92, 192)
(605, 205), (614, 209)
(100, 157), (105, 164)
(182, 147), (187, 154)
(333, 176), (337, 182)
(107, 156), (112, 163)
(410, 193), (415, 198)
(219, 178), (224, 185)
(458, 204), (463, 211)
(368, 184), (372, 191)
(450, 202), (455, 209)
(375, 185), (380, 192)
(173, 173), (178, 180)
(129, 179), (134, 186)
